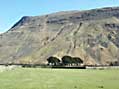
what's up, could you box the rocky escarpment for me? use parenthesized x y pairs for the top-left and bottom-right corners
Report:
(0, 7), (119, 65)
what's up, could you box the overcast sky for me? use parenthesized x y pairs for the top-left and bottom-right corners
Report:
(0, 0), (119, 32)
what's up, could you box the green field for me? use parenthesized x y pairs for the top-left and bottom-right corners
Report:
(0, 68), (119, 89)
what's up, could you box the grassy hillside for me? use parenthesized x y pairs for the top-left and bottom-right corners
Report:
(0, 68), (119, 89)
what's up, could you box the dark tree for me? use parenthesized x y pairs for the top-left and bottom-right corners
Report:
(109, 61), (119, 66)
(47, 56), (60, 66)
(72, 57), (83, 65)
(62, 55), (72, 65)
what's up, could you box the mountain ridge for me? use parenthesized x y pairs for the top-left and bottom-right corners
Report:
(1, 6), (119, 65)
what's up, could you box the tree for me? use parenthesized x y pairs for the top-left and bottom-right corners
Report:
(47, 56), (60, 66)
(109, 61), (119, 66)
(72, 57), (83, 66)
(62, 56), (83, 66)
(62, 56), (72, 65)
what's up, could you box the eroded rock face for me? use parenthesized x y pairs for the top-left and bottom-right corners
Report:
(0, 7), (119, 65)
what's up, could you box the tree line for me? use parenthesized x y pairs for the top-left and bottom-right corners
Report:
(47, 55), (83, 66)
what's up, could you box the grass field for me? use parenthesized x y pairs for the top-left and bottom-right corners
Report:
(0, 68), (119, 89)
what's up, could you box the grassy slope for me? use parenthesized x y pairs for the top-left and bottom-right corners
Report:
(0, 68), (119, 89)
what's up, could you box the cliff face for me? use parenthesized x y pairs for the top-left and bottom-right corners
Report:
(1, 7), (119, 65)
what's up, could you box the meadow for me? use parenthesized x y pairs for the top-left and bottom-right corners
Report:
(0, 68), (119, 89)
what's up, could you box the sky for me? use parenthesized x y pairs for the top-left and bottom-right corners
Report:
(0, 0), (119, 33)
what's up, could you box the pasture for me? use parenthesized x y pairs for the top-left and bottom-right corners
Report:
(0, 67), (119, 89)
